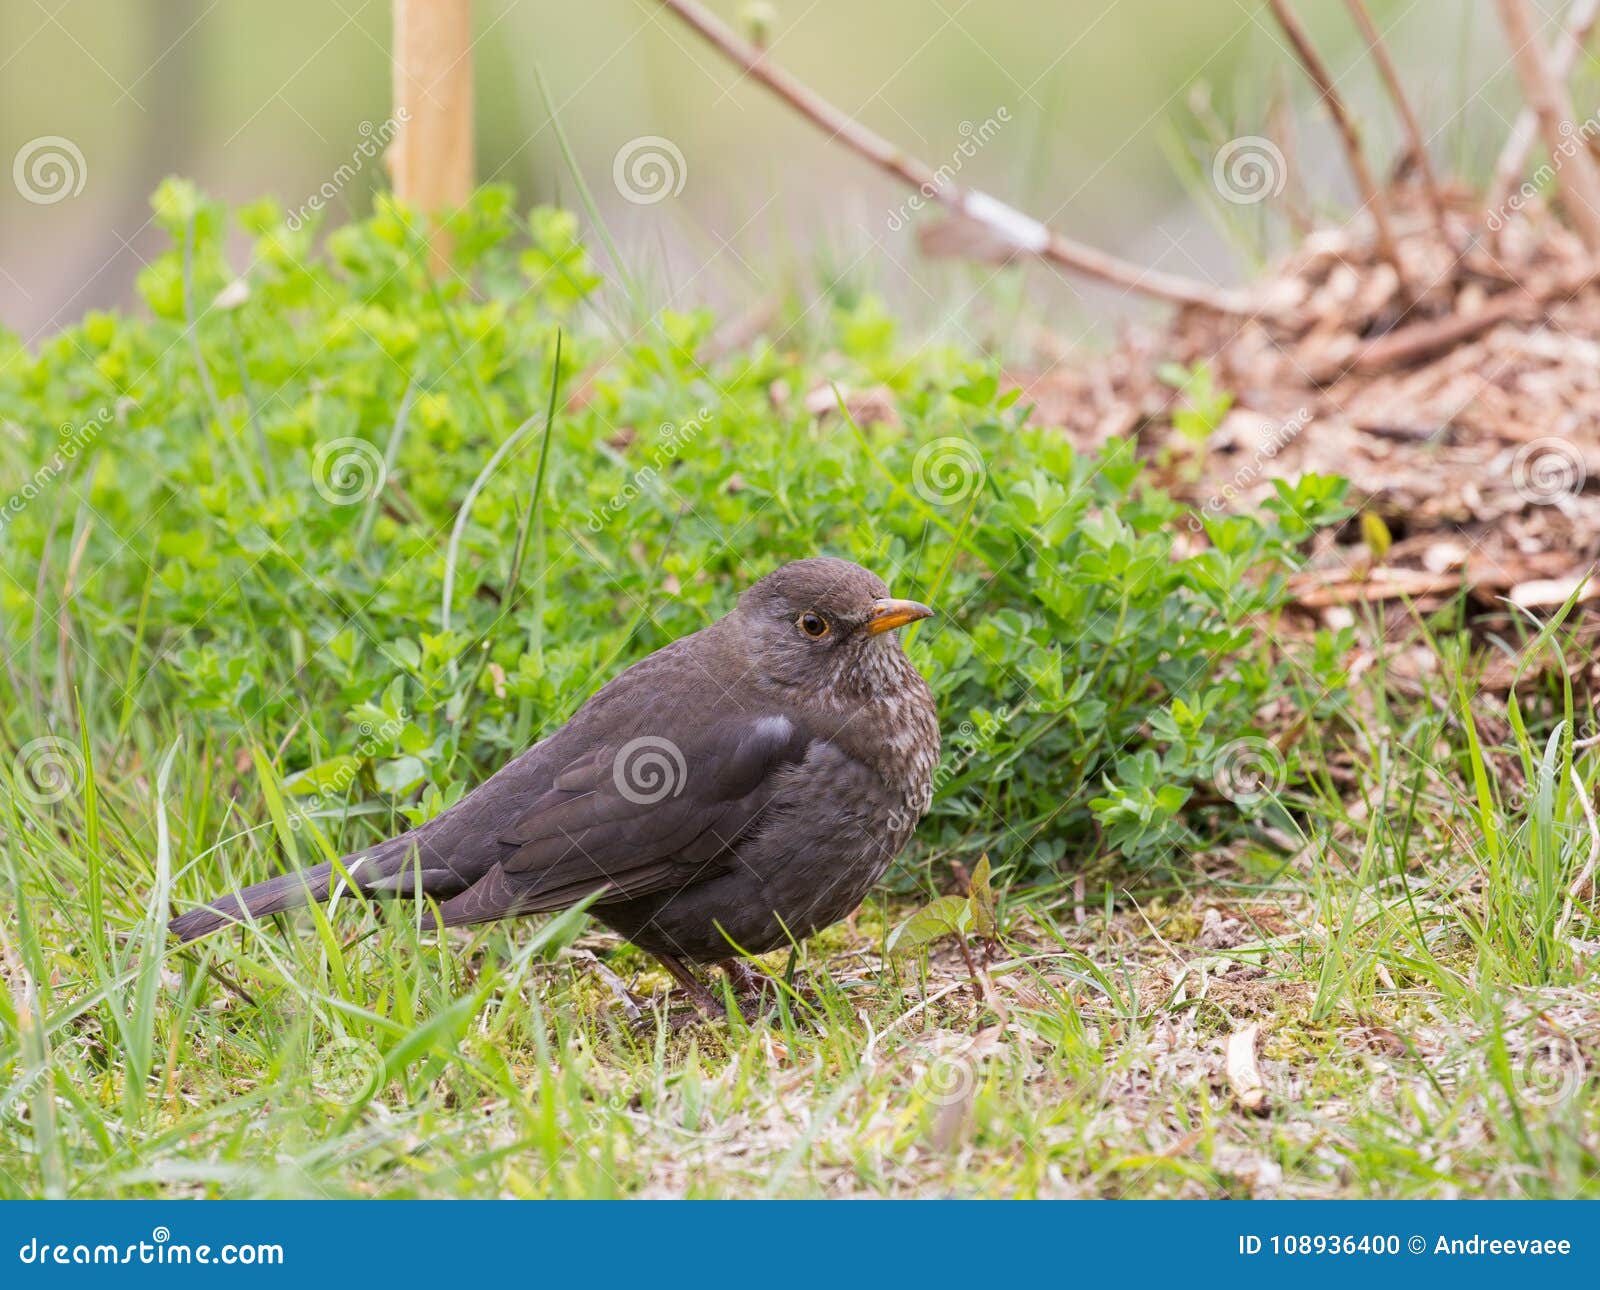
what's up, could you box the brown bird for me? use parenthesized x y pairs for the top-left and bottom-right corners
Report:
(171, 558), (940, 1016)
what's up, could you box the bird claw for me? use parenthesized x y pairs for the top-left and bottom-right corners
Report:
(720, 958), (783, 999)
(630, 1004), (714, 1036)
(625, 984), (774, 1036)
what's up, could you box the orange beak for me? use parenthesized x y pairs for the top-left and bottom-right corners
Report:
(865, 597), (934, 635)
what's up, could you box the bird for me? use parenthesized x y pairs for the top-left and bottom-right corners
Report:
(171, 557), (940, 1017)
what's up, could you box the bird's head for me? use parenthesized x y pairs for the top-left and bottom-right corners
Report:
(733, 557), (933, 700)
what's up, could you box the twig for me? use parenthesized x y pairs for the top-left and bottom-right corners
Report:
(1226, 1023), (1271, 1114)
(1329, 290), (1537, 377)
(861, 980), (970, 1066)
(1290, 565), (1476, 607)
(571, 949), (643, 1021)
(176, 951), (261, 1009)
(1309, 249), (1600, 382)
(648, 0), (1255, 315)
(1488, 0), (1600, 220)
(1342, 0), (1452, 243)
(1267, 0), (1409, 292)
(1494, 0), (1600, 252)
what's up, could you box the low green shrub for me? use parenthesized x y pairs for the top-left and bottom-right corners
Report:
(0, 182), (1349, 888)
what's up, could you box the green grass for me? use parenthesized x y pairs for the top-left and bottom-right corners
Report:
(0, 188), (1595, 1198)
(3, 661), (1597, 1198)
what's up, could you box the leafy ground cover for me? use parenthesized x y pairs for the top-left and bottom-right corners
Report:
(0, 189), (1594, 1197)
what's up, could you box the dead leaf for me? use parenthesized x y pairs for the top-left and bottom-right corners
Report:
(1508, 569), (1600, 610)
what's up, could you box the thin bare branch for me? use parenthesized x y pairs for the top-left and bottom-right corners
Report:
(1494, 0), (1600, 251)
(1268, 67), (1316, 235)
(1488, 0), (1600, 219)
(1342, 0), (1452, 242)
(1267, 0), (1409, 290)
(649, 0), (1255, 315)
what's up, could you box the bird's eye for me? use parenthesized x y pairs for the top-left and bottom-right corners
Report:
(797, 611), (830, 639)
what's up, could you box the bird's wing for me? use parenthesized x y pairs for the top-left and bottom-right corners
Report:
(428, 713), (811, 926)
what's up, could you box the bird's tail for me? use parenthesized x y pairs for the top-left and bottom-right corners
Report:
(169, 834), (423, 942)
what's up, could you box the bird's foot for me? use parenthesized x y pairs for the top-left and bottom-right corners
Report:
(632, 1004), (716, 1037)
(720, 958), (782, 1000)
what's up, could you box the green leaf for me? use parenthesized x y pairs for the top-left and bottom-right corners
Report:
(375, 756), (427, 795)
(285, 756), (359, 796)
(968, 853), (997, 940)
(886, 896), (971, 955)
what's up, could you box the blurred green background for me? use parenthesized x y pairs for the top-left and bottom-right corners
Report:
(0, 0), (1563, 342)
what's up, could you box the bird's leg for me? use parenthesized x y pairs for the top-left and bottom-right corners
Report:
(652, 951), (724, 1019)
(720, 957), (781, 999)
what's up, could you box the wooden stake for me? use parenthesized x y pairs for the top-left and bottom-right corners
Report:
(391, 0), (475, 272)
(1267, 0), (1408, 292)
(1494, 0), (1600, 252)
